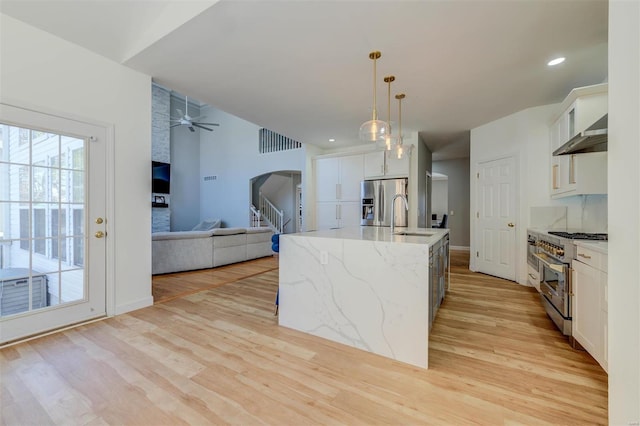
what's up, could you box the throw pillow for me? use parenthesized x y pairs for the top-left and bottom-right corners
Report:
(191, 218), (221, 231)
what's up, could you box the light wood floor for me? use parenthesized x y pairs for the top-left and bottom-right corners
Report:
(1, 251), (607, 425)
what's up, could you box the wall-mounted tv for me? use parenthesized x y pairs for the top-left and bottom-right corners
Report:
(152, 161), (170, 194)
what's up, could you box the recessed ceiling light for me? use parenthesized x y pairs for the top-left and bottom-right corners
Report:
(548, 57), (565, 66)
(329, 138), (335, 142)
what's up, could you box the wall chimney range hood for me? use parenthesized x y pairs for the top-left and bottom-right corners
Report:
(553, 114), (608, 156)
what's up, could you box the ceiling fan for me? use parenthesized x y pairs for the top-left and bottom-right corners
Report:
(170, 96), (220, 132)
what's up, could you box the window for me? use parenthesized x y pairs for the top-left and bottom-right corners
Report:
(19, 209), (29, 250)
(73, 208), (83, 266)
(33, 208), (45, 255)
(51, 208), (67, 261)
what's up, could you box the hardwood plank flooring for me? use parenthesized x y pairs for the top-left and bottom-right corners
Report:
(152, 256), (279, 304)
(1, 250), (607, 425)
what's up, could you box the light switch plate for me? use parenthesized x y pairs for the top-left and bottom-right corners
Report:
(320, 251), (329, 265)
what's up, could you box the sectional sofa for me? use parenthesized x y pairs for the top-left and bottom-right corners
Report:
(152, 226), (274, 275)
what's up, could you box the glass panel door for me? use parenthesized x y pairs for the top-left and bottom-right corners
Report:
(0, 103), (106, 343)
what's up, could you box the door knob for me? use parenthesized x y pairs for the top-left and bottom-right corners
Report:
(95, 231), (105, 238)
(508, 223), (515, 228)
(95, 217), (104, 224)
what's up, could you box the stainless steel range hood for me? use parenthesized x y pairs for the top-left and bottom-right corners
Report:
(553, 114), (608, 156)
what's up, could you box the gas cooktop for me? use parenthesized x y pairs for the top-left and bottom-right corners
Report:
(547, 231), (608, 241)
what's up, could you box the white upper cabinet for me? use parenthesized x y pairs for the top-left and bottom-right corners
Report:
(364, 151), (386, 178)
(385, 150), (410, 177)
(315, 157), (341, 202)
(339, 155), (365, 201)
(315, 154), (364, 202)
(550, 84), (608, 198)
(363, 150), (410, 179)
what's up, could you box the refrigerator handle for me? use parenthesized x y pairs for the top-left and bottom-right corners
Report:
(378, 183), (384, 223)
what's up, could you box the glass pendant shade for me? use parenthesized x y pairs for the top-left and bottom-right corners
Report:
(359, 51), (388, 142)
(395, 93), (410, 160)
(360, 119), (388, 142)
(396, 139), (410, 160)
(377, 74), (396, 150)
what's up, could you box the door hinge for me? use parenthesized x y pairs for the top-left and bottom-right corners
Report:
(477, 172), (479, 179)
(476, 211), (479, 218)
(476, 251), (479, 257)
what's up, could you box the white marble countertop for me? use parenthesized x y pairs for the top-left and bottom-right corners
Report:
(289, 226), (449, 245)
(574, 240), (608, 255)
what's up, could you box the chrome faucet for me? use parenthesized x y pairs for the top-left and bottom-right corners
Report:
(391, 193), (409, 235)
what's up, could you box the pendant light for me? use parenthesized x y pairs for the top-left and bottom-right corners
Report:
(395, 93), (411, 160)
(378, 75), (396, 151)
(359, 51), (389, 142)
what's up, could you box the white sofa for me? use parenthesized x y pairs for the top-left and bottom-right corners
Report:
(152, 226), (274, 275)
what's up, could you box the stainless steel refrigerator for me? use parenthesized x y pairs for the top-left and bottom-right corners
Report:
(360, 178), (408, 227)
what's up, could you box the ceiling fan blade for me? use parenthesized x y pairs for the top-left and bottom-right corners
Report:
(170, 123), (182, 128)
(188, 126), (195, 132)
(193, 123), (214, 131)
(195, 122), (220, 126)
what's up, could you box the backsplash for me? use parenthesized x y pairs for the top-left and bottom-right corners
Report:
(530, 195), (608, 232)
(573, 195), (607, 232)
(530, 206), (568, 229)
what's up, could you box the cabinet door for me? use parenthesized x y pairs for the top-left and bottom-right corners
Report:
(364, 151), (385, 179)
(316, 202), (339, 230)
(339, 201), (361, 228)
(385, 150), (410, 177)
(339, 155), (364, 201)
(316, 158), (340, 202)
(572, 261), (602, 360)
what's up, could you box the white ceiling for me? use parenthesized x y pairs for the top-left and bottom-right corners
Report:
(1, 0), (608, 160)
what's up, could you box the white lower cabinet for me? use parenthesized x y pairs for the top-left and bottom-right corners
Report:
(315, 201), (360, 230)
(572, 246), (608, 372)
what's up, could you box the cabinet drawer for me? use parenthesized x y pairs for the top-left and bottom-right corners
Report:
(574, 246), (602, 270)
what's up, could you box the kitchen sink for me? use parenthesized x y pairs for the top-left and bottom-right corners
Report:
(394, 231), (437, 237)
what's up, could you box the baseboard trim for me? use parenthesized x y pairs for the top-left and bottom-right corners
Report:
(450, 246), (470, 251)
(115, 296), (154, 315)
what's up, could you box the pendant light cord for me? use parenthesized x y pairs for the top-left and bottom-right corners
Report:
(396, 93), (406, 141)
(372, 55), (378, 121)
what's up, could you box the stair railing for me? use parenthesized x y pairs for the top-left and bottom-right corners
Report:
(250, 204), (262, 227)
(259, 192), (284, 234)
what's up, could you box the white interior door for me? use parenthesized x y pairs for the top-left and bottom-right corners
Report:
(0, 104), (107, 344)
(476, 156), (517, 281)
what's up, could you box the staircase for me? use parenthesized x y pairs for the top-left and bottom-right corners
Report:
(251, 192), (285, 234)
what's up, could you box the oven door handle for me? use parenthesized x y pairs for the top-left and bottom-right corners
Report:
(540, 284), (555, 299)
(533, 253), (566, 273)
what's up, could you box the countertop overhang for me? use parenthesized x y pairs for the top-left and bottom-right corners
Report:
(286, 226), (449, 245)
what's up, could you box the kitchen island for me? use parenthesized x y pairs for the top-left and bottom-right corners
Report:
(278, 226), (449, 369)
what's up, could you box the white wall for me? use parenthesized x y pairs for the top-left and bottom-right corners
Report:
(198, 106), (308, 228)
(609, 0), (640, 423)
(431, 179), (449, 218)
(470, 104), (556, 283)
(433, 158), (471, 248)
(469, 103), (608, 283)
(1, 14), (153, 314)
(414, 134), (432, 228)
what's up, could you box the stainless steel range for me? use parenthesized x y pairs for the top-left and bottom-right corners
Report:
(529, 230), (608, 337)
